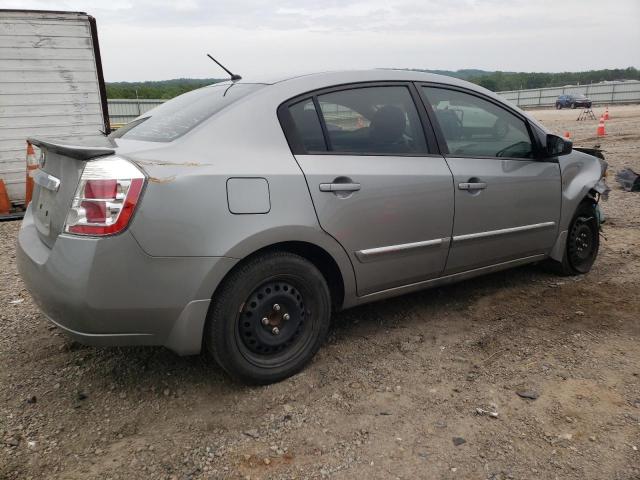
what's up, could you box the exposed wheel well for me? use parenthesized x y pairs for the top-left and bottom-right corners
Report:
(214, 241), (345, 311)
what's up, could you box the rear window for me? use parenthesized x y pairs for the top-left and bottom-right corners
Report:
(110, 83), (263, 142)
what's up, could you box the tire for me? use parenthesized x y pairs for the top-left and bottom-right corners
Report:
(555, 202), (600, 275)
(555, 103), (561, 110)
(205, 251), (331, 384)
(571, 102), (576, 109)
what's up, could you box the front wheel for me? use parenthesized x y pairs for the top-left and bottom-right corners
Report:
(205, 251), (331, 384)
(555, 202), (600, 275)
(555, 103), (562, 110)
(571, 102), (576, 109)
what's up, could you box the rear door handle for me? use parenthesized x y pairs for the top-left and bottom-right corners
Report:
(319, 182), (361, 192)
(458, 182), (487, 191)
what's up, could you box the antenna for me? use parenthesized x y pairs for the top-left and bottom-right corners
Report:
(206, 54), (242, 81)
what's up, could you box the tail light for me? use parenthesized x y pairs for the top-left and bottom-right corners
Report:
(64, 157), (146, 236)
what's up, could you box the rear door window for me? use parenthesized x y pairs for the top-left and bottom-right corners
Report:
(316, 86), (427, 155)
(110, 83), (263, 142)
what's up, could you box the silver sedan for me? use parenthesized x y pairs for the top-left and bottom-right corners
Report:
(17, 70), (608, 384)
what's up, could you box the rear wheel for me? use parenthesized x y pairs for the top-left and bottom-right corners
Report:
(205, 251), (331, 384)
(571, 102), (576, 109)
(555, 102), (562, 110)
(555, 202), (600, 275)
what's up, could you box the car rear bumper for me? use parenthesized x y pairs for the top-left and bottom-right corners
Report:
(16, 208), (238, 355)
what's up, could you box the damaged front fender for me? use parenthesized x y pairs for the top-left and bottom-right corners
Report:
(549, 149), (609, 261)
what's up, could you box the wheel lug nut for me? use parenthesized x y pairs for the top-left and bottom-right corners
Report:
(272, 327), (280, 335)
(273, 304), (281, 311)
(283, 313), (290, 321)
(261, 317), (269, 326)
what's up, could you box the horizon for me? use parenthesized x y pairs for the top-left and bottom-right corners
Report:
(103, 67), (640, 84)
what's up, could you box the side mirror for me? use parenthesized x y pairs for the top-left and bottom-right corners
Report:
(546, 134), (572, 157)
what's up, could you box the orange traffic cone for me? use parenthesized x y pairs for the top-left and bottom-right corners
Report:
(0, 179), (11, 215)
(596, 116), (606, 137)
(563, 131), (571, 139)
(603, 107), (610, 120)
(25, 142), (38, 205)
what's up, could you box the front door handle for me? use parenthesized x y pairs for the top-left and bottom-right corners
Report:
(458, 182), (487, 191)
(319, 182), (361, 193)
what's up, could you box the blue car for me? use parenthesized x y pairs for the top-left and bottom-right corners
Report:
(555, 94), (592, 109)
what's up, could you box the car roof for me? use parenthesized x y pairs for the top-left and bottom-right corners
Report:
(232, 69), (509, 105)
(242, 69), (478, 89)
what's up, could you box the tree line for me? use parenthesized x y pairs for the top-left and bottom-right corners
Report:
(471, 67), (639, 91)
(409, 67), (639, 91)
(106, 67), (639, 99)
(105, 78), (224, 99)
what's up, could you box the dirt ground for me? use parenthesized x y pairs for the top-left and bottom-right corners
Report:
(1, 105), (639, 480)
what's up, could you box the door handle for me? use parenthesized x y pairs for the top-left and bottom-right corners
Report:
(319, 182), (361, 192)
(458, 182), (487, 191)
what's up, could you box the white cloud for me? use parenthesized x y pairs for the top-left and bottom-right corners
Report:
(0, 0), (638, 80)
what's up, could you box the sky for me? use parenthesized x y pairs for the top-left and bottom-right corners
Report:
(2, 0), (639, 82)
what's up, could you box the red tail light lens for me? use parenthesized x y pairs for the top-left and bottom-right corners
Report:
(64, 157), (146, 236)
(85, 179), (117, 199)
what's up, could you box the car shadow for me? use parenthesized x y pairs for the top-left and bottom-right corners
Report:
(330, 262), (553, 333)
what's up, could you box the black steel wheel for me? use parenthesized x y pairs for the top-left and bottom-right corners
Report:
(205, 251), (331, 384)
(554, 202), (600, 275)
(237, 280), (309, 362)
(567, 215), (598, 272)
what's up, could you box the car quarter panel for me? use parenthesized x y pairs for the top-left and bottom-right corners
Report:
(17, 208), (238, 354)
(125, 89), (358, 306)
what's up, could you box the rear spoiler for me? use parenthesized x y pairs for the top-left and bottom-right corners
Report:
(28, 137), (115, 161)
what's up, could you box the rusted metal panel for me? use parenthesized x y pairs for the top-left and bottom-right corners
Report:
(0, 10), (108, 204)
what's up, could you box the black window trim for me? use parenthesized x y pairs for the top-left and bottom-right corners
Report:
(415, 82), (550, 162)
(277, 81), (442, 157)
(312, 96), (332, 151)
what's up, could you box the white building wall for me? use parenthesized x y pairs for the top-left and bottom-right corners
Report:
(0, 10), (107, 203)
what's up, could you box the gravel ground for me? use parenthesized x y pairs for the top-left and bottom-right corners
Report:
(1, 105), (639, 480)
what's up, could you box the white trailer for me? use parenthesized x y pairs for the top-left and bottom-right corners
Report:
(0, 9), (109, 207)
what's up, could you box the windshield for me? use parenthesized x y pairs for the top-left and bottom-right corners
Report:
(110, 83), (264, 142)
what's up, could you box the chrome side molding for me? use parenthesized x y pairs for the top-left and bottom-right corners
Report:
(32, 169), (61, 192)
(356, 238), (445, 263)
(453, 221), (556, 242)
